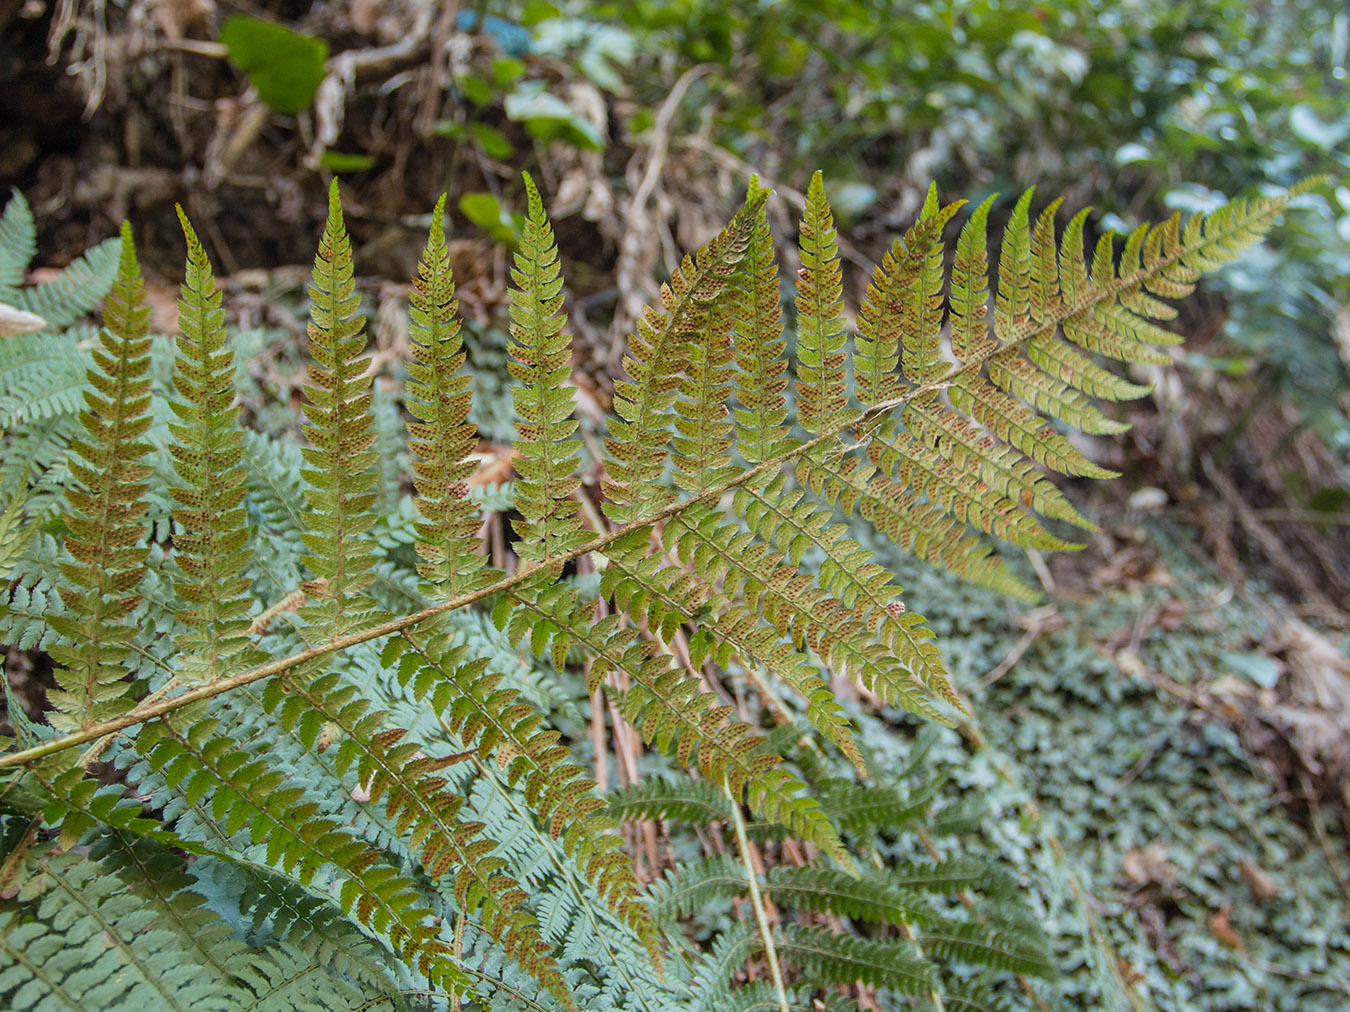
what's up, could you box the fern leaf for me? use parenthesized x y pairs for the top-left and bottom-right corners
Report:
(796, 450), (1034, 601)
(509, 174), (588, 563)
(506, 577), (846, 862)
(867, 424), (1076, 550)
(732, 178), (790, 464)
(950, 195), (998, 364)
(776, 925), (937, 993)
(0, 188), (37, 295)
(0, 190), (119, 331)
(262, 670), (575, 1007)
(858, 190), (963, 405)
(604, 190), (764, 524)
(383, 628), (653, 956)
(0, 849), (239, 1011)
(765, 864), (934, 927)
(126, 713), (467, 990)
(650, 854), (746, 921)
(405, 195), (488, 598)
(917, 918), (1055, 977)
(994, 189), (1034, 341)
(44, 223), (152, 735)
(0, 329), (89, 431)
(732, 473), (962, 711)
(601, 527), (862, 768)
(672, 243), (738, 493)
(605, 777), (735, 826)
(793, 172), (850, 435)
(900, 184), (965, 386)
(298, 181), (379, 637)
(169, 210), (262, 683)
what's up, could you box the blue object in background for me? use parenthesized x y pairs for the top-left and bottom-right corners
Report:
(455, 11), (532, 56)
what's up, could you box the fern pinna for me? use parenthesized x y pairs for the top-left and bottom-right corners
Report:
(0, 172), (1300, 1009)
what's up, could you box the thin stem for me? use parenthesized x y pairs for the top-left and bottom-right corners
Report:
(727, 775), (789, 1012)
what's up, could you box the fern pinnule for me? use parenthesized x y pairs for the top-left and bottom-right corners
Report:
(604, 189), (765, 524)
(169, 210), (260, 683)
(44, 223), (152, 736)
(298, 180), (379, 636)
(732, 178), (790, 465)
(509, 174), (588, 564)
(406, 195), (487, 597)
(857, 192), (962, 406)
(793, 171), (849, 436)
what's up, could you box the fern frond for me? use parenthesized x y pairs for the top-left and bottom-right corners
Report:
(603, 190), (765, 524)
(125, 713), (465, 989)
(298, 181), (379, 637)
(0, 849), (239, 1011)
(732, 177), (790, 464)
(509, 174), (588, 563)
(605, 776), (735, 826)
(44, 223), (152, 735)
(169, 210), (261, 684)
(261, 669), (574, 1006)
(601, 527), (862, 768)
(732, 472), (960, 710)
(505, 577), (846, 862)
(385, 626), (653, 956)
(776, 924), (936, 993)
(405, 195), (487, 598)
(794, 171), (850, 435)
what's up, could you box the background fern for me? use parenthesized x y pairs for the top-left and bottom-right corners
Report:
(0, 172), (1299, 1010)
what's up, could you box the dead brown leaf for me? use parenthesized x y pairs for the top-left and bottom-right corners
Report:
(1122, 842), (1177, 890)
(1208, 903), (1245, 952)
(1238, 856), (1279, 901)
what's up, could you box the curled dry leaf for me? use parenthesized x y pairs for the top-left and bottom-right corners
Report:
(0, 303), (46, 337)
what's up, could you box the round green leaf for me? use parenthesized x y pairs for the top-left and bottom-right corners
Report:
(220, 15), (329, 115)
